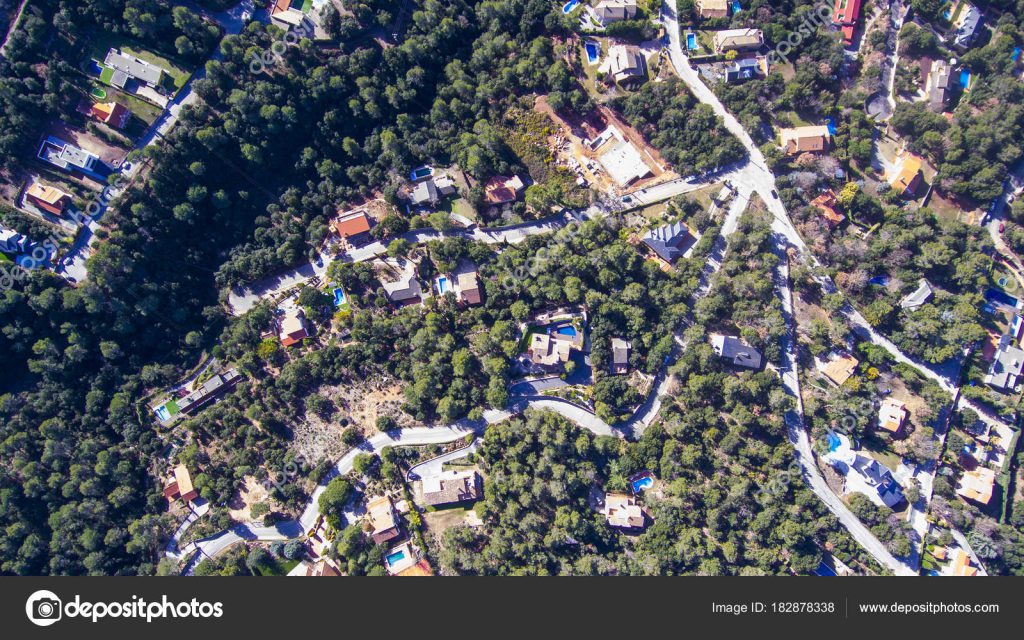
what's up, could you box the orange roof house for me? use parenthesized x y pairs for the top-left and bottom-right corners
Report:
(951, 550), (979, 576)
(878, 398), (908, 435)
(822, 353), (859, 385)
(332, 210), (372, 240)
(90, 101), (131, 129)
(164, 464), (198, 503)
(280, 309), (310, 347)
(396, 560), (433, 576)
(832, 0), (863, 45)
(25, 183), (72, 216)
(484, 175), (525, 205)
(889, 153), (924, 197)
(779, 126), (831, 155)
(810, 190), (846, 229)
(956, 466), (996, 504)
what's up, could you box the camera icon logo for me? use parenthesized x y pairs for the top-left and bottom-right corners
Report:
(25, 590), (62, 626)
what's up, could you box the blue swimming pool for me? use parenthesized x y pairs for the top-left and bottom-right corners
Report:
(437, 276), (452, 294)
(631, 476), (654, 493)
(985, 287), (1019, 308)
(686, 33), (698, 50)
(385, 549), (406, 566)
(585, 41), (600, 63)
(732, 0), (741, 12)
(827, 432), (841, 452)
(868, 275), (889, 286)
(562, 0), (580, 13)
(825, 117), (837, 136)
(410, 165), (433, 181)
(555, 326), (577, 337)
(960, 70), (971, 89)
(333, 287), (346, 307)
(154, 405), (171, 422)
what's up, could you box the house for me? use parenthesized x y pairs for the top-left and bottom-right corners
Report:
(0, 228), (30, 254)
(280, 308), (310, 346)
(271, 0), (316, 32)
(25, 183), (73, 216)
(926, 60), (953, 112)
(528, 325), (584, 367)
(951, 550), (979, 576)
(366, 495), (402, 545)
(177, 369), (242, 415)
(888, 152), (924, 197)
(484, 175), (525, 205)
(956, 466), (996, 504)
(421, 470), (482, 507)
(779, 125), (831, 155)
(163, 464), (198, 503)
(288, 558), (342, 576)
(332, 209), (372, 244)
(611, 338), (631, 374)
(710, 333), (762, 369)
(453, 260), (483, 306)
(951, 2), (982, 49)
(90, 101), (131, 129)
(37, 136), (110, 181)
(378, 258), (423, 305)
(410, 179), (439, 207)
(900, 278), (933, 309)
(592, 0), (637, 25)
(851, 455), (904, 508)
(696, 0), (729, 19)
(103, 48), (166, 90)
(642, 221), (692, 264)
(985, 334), (1024, 391)
(810, 190), (845, 229)
(725, 57), (760, 82)
(878, 398), (909, 436)
(609, 47), (647, 86)
(821, 353), (859, 386)
(593, 127), (652, 187)
(713, 28), (764, 53)
(603, 492), (645, 529)
(832, 0), (862, 45)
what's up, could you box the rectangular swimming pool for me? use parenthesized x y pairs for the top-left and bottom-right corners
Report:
(385, 549), (406, 566)
(555, 326), (577, 337)
(333, 287), (346, 307)
(585, 41), (600, 63)
(686, 33), (698, 50)
(437, 276), (452, 294)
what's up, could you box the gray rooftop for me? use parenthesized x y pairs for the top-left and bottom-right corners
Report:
(642, 221), (690, 263)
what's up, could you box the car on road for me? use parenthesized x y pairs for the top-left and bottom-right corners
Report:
(1000, 222), (1006, 233)
(770, 189), (779, 199)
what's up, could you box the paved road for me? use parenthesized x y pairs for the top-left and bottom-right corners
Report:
(407, 439), (480, 480)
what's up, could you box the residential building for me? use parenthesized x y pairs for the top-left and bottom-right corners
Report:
(696, 0), (729, 19)
(592, 0), (638, 25)
(878, 398), (908, 436)
(951, 550), (979, 576)
(900, 278), (933, 309)
(603, 492), (645, 529)
(288, 558), (342, 576)
(609, 47), (647, 86)
(280, 308), (310, 346)
(377, 258), (423, 305)
(163, 464), (198, 503)
(985, 334), (1024, 391)
(710, 333), (762, 369)
(484, 175), (525, 205)
(611, 338), (631, 374)
(851, 455), (904, 508)
(410, 179), (439, 207)
(832, 0), (862, 45)
(725, 57), (760, 82)
(779, 125), (831, 155)
(37, 136), (110, 181)
(25, 183), (72, 216)
(593, 126), (652, 187)
(453, 260), (483, 306)
(956, 466), (996, 504)
(821, 353), (859, 386)
(271, 0), (316, 32)
(528, 325), (584, 367)
(90, 101), (131, 129)
(810, 190), (845, 229)
(926, 59), (953, 112)
(366, 495), (402, 545)
(888, 152), (924, 196)
(951, 2), (982, 48)
(103, 48), (166, 90)
(642, 221), (692, 264)
(177, 369), (242, 415)
(332, 209), (372, 244)
(421, 470), (482, 507)
(712, 28), (764, 53)
(0, 228), (30, 254)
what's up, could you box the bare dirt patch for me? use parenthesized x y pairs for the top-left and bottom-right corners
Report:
(228, 476), (269, 522)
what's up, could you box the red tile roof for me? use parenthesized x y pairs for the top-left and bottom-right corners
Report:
(333, 211), (372, 239)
